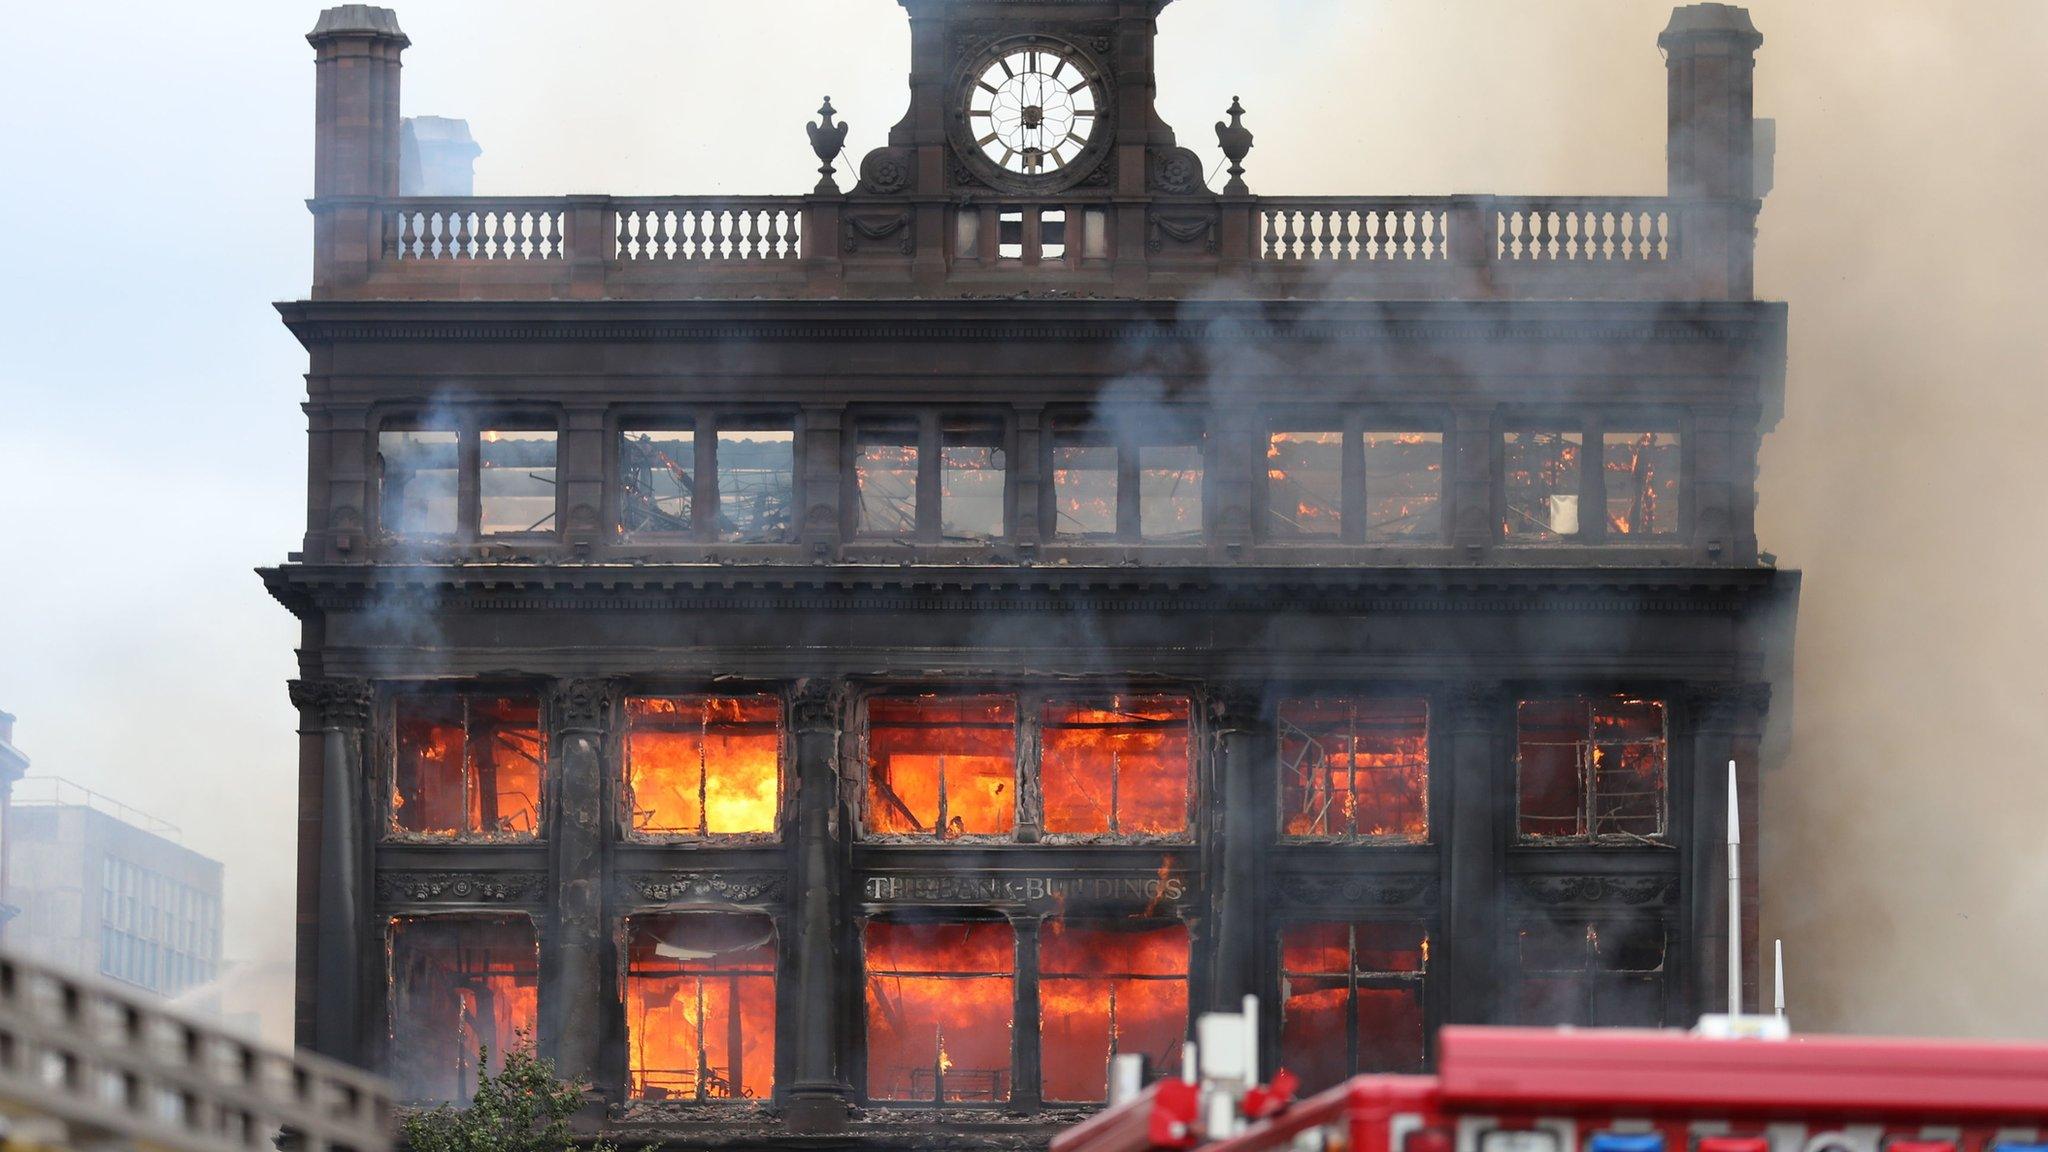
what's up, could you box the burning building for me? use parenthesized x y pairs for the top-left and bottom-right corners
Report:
(266, 2), (1795, 1147)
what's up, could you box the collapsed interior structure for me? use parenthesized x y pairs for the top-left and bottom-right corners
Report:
(269, 3), (1795, 1147)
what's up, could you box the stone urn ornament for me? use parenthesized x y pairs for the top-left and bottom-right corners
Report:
(1215, 96), (1254, 195)
(807, 97), (849, 194)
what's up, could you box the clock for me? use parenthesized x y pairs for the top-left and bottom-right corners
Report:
(950, 35), (1113, 193)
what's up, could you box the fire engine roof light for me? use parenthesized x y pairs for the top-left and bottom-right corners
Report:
(1589, 1134), (1666, 1152)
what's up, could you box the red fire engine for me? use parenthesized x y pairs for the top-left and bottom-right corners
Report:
(1054, 1023), (2048, 1152)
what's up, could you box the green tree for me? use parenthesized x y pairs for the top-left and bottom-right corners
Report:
(399, 1034), (614, 1152)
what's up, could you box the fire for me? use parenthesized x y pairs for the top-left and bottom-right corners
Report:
(866, 696), (1017, 838)
(1278, 921), (1427, 1089)
(393, 695), (543, 840)
(1501, 431), (1581, 539)
(1266, 431), (1342, 536)
(624, 696), (780, 838)
(1277, 698), (1429, 842)
(1604, 431), (1679, 536)
(388, 916), (538, 1102)
(625, 913), (776, 1101)
(1040, 696), (1192, 838)
(865, 920), (1016, 1102)
(1039, 921), (1189, 1102)
(1517, 696), (1667, 840)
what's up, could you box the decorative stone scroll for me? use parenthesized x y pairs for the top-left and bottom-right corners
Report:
(375, 871), (546, 905)
(1275, 874), (1439, 908)
(618, 871), (789, 904)
(287, 678), (373, 729)
(1510, 875), (1679, 908)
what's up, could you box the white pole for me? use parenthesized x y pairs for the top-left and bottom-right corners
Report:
(1727, 760), (1742, 1017)
(1774, 939), (1786, 1019)
(1241, 994), (1259, 1086)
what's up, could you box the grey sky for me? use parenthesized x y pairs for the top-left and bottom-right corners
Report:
(3, 1), (2044, 1044)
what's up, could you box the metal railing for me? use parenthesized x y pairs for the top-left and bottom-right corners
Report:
(0, 949), (392, 1152)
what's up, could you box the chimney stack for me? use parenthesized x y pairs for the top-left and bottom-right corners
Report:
(1659, 4), (1763, 298)
(307, 6), (409, 290)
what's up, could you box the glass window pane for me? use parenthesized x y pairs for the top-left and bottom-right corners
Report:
(942, 421), (1006, 540)
(1054, 443), (1118, 538)
(1603, 432), (1681, 538)
(1277, 698), (1429, 842)
(624, 696), (781, 838)
(1040, 697), (1192, 838)
(1139, 444), (1204, 541)
(1502, 431), (1582, 541)
(1039, 922), (1188, 1102)
(378, 430), (459, 536)
(856, 433), (920, 538)
(626, 913), (777, 1101)
(388, 917), (538, 1102)
(479, 430), (557, 536)
(620, 430), (694, 534)
(865, 921), (1016, 1103)
(1267, 431), (1343, 537)
(717, 428), (794, 542)
(865, 697), (1017, 839)
(1364, 431), (1443, 540)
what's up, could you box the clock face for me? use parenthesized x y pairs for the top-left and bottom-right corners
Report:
(966, 42), (1102, 175)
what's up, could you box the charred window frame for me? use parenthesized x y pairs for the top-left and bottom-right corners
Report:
(1498, 415), (1686, 545)
(862, 915), (1019, 1105)
(1038, 920), (1191, 1103)
(845, 412), (1011, 544)
(623, 911), (778, 1102)
(387, 690), (546, 842)
(1275, 697), (1431, 844)
(374, 411), (562, 542)
(614, 412), (797, 543)
(1277, 919), (1430, 1091)
(1511, 918), (1667, 1028)
(386, 915), (539, 1103)
(857, 690), (1200, 844)
(1515, 695), (1670, 844)
(1048, 414), (1209, 544)
(619, 695), (784, 841)
(1260, 416), (1446, 544)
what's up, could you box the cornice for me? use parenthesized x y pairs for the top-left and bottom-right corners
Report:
(259, 563), (1797, 619)
(275, 298), (1787, 349)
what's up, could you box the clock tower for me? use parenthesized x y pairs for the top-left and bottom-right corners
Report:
(857, 0), (1207, 198)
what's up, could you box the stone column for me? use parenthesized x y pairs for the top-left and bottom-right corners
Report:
(1449, 406), (1495, 556)
(560, 405), (607, 556)
(289, 677), (373, 1065)
(545, 680), (612, 1087)
(1442, 684), (1504, 1025)
(1686, 682), (1769, 1016)
(786, 680), (851, 1131)
(799, 406), (844, 557)
(1206, 689), (1265, 1012)
(307, 7), (408, 293)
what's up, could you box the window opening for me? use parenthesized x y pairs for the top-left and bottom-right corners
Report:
(941, 420), (1006, 540)
(1053, 440), (1118, 538)
(1502, 431), (1582, 541)
(620, 429), (695, 534)
(392, 694), (543, 840)
(377, 429), (459, 536)
(1364, 431), (1443, 541)
(856, 422), (921, 538)
(864, 920), (1016, 1103)
(1267, 430), (1344, 537)
(1039, 922), (1188, 1102)
(1279, 920), (1428, 1091)
(479, 430), (558, 536)
(1513, 920), (1666, 1027)
(1603, 432), (1681, 537)
(1137, 444), (1204, 541)
(388, 916), (538, 1102)
(1516, 696), (1668, 842)
(626, 912), (776, 1101)
(865, 696), (1017, 839)
(1277, 698), (1429, 842)
(623, 696), (781, 838)
(1040, 696), (1192, 838)
(716, 427), (795, 542)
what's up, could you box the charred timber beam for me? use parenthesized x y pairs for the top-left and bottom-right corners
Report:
(545, 680), (613, 1087)
(1442, 684), (1505, 1026)
(786, 680), (851, 1131)
(289, 677), (374, 1065)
